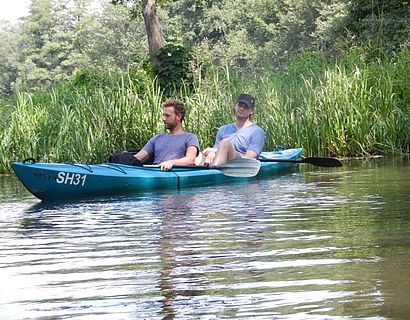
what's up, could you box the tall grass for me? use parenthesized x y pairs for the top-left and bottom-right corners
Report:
(252, 50), (410, 156)
(0, 49), (409, 173)
(0, 74), (165, 171)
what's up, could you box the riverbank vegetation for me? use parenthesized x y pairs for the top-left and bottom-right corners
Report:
(0, 0), (409, 173)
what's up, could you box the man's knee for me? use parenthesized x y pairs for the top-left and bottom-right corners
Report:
(218, 139), (233, 150)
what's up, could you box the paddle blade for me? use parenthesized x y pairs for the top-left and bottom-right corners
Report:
(211, 158), (261, 177)
(302, 157), (343, 167)
(258, 157), (343, 167)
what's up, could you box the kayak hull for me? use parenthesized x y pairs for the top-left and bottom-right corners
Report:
(12, 148), (303, 201)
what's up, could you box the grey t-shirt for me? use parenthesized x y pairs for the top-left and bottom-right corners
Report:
(143, 133), (200, 164)
(213, 123), (265, 156)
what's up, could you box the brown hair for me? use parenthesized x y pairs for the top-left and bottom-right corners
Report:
(162, 99), (186, 121)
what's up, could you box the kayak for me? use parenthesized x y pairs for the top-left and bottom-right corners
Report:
(12, 148), (303, 201)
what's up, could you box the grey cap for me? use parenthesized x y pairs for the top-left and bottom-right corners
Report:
(236, 94), (255, 108)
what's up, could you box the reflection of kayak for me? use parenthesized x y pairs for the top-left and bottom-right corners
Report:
(12, 148), (303, 201)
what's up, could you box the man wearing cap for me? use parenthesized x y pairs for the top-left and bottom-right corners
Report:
(202, 94), (265, 165)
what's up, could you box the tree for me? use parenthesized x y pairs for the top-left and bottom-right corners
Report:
(0, 21), (19, 98)
(112, 0), (164, 63)
(16, 0), (91, 90)
(345, 0), (410, 51)
(14, 0), (145, 92)
(17, 0), (55, 91)
(142, 0), (164, 63)
(82, 1), (148, 70)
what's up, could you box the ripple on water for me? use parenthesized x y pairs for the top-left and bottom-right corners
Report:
(1, 161), (410, 319)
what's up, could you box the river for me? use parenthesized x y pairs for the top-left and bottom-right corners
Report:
(1, 157), (409, 319)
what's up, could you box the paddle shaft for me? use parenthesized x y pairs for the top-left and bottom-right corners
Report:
(258, 157), (342, 167)
(144, 157), (261, 177)
(144, 164), (230, 170)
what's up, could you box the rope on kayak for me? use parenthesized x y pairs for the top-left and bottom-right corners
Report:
(23, 157), (36, 164)
(65, 163), (94, 173)
(100, 163), (128, 174)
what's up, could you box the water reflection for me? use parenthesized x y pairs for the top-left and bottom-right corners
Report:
(0, 175), (33, 202)
(1, 157), (410, 319)
(156, 194), (196, 319)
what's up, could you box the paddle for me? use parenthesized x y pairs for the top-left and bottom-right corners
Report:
(258, 157), (343, 167)
(144, 157), (261, 177)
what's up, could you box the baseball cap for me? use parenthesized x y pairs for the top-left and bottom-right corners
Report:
(236, 94), (255, 109)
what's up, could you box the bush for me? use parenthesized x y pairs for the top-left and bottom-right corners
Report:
(154, 43), (193, 95)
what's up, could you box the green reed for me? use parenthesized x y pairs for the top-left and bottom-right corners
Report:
(251, 50), (410, 157)
(0, 49), (409, 173)
(0, 77), (164, 171)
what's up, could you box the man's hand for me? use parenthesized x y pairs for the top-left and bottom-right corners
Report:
(160, 160), (174, 171)
(202, 147), (217, 165)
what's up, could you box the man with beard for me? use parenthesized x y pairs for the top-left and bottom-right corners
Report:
(131, 99), (200, 171)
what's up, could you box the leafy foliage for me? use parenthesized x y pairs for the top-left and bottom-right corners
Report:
(165, 0), (353, 70)
(345, 0), (410, 52)
(0, 22), (19, 97)
(1, 0), (409, 98)
(1, 0), (147, 96)
(154, 43), (193, 95)
(164, 0), (409, 71)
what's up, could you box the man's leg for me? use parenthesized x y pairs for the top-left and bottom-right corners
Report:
(212, 139), (237, 165)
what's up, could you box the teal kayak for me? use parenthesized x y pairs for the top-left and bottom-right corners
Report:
(12, 148), (303, 201)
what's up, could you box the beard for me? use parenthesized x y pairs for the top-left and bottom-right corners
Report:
(164, 122), (176, 130)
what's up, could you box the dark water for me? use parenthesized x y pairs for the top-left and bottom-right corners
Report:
(1, 157), (410, 319)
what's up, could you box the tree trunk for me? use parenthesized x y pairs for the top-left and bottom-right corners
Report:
(141, 0), (164, 64)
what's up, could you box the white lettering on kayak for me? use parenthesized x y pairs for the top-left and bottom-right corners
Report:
(56, 172), (87, 186)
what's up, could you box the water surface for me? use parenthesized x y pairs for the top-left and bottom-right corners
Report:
(1, 157), (410, 319)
